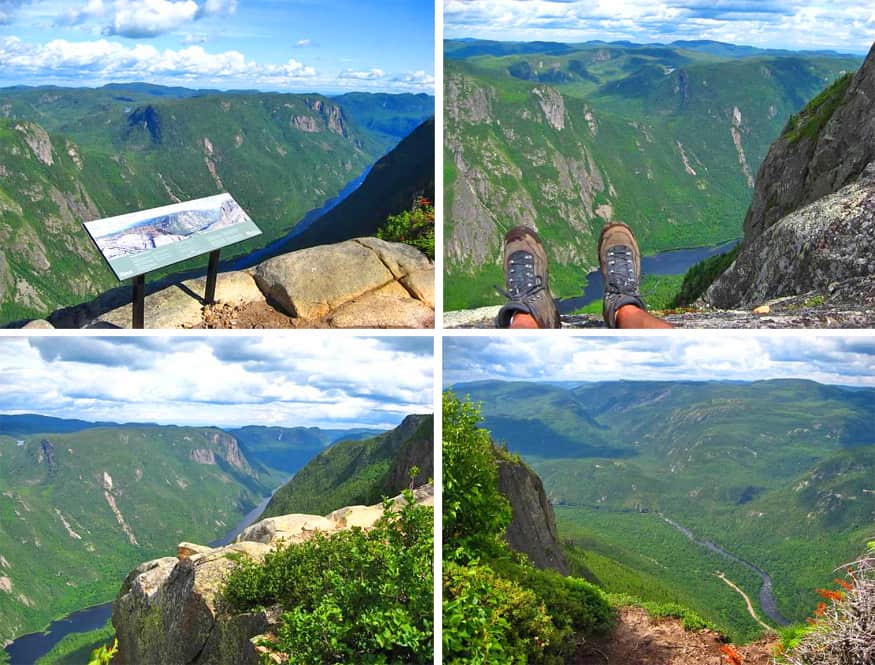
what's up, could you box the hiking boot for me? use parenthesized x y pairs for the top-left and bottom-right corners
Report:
(599, 222), (646, 328)
(496, 226), (560, 328)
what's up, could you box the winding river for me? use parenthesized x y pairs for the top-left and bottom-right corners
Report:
(556, 238), (739, 313)
(661, 515), (789, 626)
(4, 492), (277, 664)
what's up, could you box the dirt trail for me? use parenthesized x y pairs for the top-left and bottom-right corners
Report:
(576, 606), (777, 665)
(716, 571), (775, 633)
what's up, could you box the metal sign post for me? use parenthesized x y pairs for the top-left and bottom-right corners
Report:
(83, 194), (261, 328)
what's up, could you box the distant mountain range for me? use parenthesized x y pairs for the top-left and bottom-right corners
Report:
(444, 38), (861, 309)
(0, 414), (403, 645)
(0, 85), (433, 324)
(450, 379), (874, 638)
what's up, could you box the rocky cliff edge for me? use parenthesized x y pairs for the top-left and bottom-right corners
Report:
(23, 237), (434, 330)
(111, 484), (433, 665)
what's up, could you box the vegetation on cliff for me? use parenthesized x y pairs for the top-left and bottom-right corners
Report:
(224, 491), (433, 663)
(442, 392), (613, 663)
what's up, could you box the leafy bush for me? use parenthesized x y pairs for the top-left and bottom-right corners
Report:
(224, 493), (433, 664)
(377, 197), (434, 259)
(443, 561), (553, 664)
(777, 543), (875, 665)
(443, 391), (512, 561)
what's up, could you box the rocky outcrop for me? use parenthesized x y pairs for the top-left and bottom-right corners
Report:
(112, 485), (434, 665)
(380, 414), (434, 494)
(706, 164), (875, 308)
(706, 45), (875, 310)
(36, 439), (57, 474)
(32, 238), (433, 329)
(744, 44), (874, 241)
(497, 457), (567, 574)
(254, 237), (432, 321)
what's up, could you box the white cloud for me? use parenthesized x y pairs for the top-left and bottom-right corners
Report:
(295, 38), (312, 47)
(338, 67), (385, 80)
(182, 32), (207, 44)
(0, 336), (433, 429)
(444, 0), (875, 52)
(0, 36), (317, 83)
(444, 335), (875, 388)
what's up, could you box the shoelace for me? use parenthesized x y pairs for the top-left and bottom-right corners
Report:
(604, 245), (637, 293)
(496, 251), (545, 302)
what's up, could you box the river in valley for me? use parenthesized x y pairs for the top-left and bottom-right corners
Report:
(661, 515), (790, 626)
(227, 164), (373, 271)
(556, 238), (739, 313)
(4, 493), (276, 664)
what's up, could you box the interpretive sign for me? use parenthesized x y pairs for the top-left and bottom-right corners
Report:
(83, 193), (261, 328)
(83, 193), (261, 280)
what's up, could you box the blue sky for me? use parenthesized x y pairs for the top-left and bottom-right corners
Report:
(0, 335), (434, 429)
(444, 334), (875, 387)
(445, 0), (875, 54)
(0, 0), (435, 92)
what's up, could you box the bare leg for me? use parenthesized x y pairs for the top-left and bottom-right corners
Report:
(615, 304), (673, 329)
(509, 312), (540, 329)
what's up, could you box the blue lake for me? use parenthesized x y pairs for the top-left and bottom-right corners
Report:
(4, 493), (275, 664)
(557, 239), (740, 314)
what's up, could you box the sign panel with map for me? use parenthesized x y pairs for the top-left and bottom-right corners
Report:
(83, 193), (262, 280)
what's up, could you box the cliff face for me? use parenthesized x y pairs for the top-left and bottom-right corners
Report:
(112, 485), (434, 665)
(707, 45), (875, 309)
(381, 414), (434, 493)
(743, 44), (875, 241)
(497, 457), (568, 574)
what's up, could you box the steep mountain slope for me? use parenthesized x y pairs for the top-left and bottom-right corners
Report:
(279, 116), (435, 251)
(444, 40), (861, 309)
(263, 414), (433, 517)
(0, 86), (433, 323)
(452, 379), (874, 635)
(705, 43), (875, 309)
(0, 424), (275, 645)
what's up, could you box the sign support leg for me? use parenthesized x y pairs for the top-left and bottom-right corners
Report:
(132, 275), (145, 329)
(205, 249), (221, 304)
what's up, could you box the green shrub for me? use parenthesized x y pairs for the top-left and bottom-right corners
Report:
(377, 197), (435, 259)
(443, 391), (512, 561)
(443, 561), (553, 664)
(224, 493), (433, 664)
(491, 558), (614, 654)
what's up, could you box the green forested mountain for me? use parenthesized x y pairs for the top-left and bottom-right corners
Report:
(263, 413), (434, 518)
(280, 116), (435, 251)
(452, 379), (874, 639)
(444, 39), (861, 308)
(0, 85), (433, 323)
(0, 422), (281, 645)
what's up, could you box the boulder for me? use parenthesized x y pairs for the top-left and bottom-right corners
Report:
(328, 293), (435, 328)
(254, 239), (395, 319)
(236, 514), (335, 545)
(22, 319), (54, 329)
